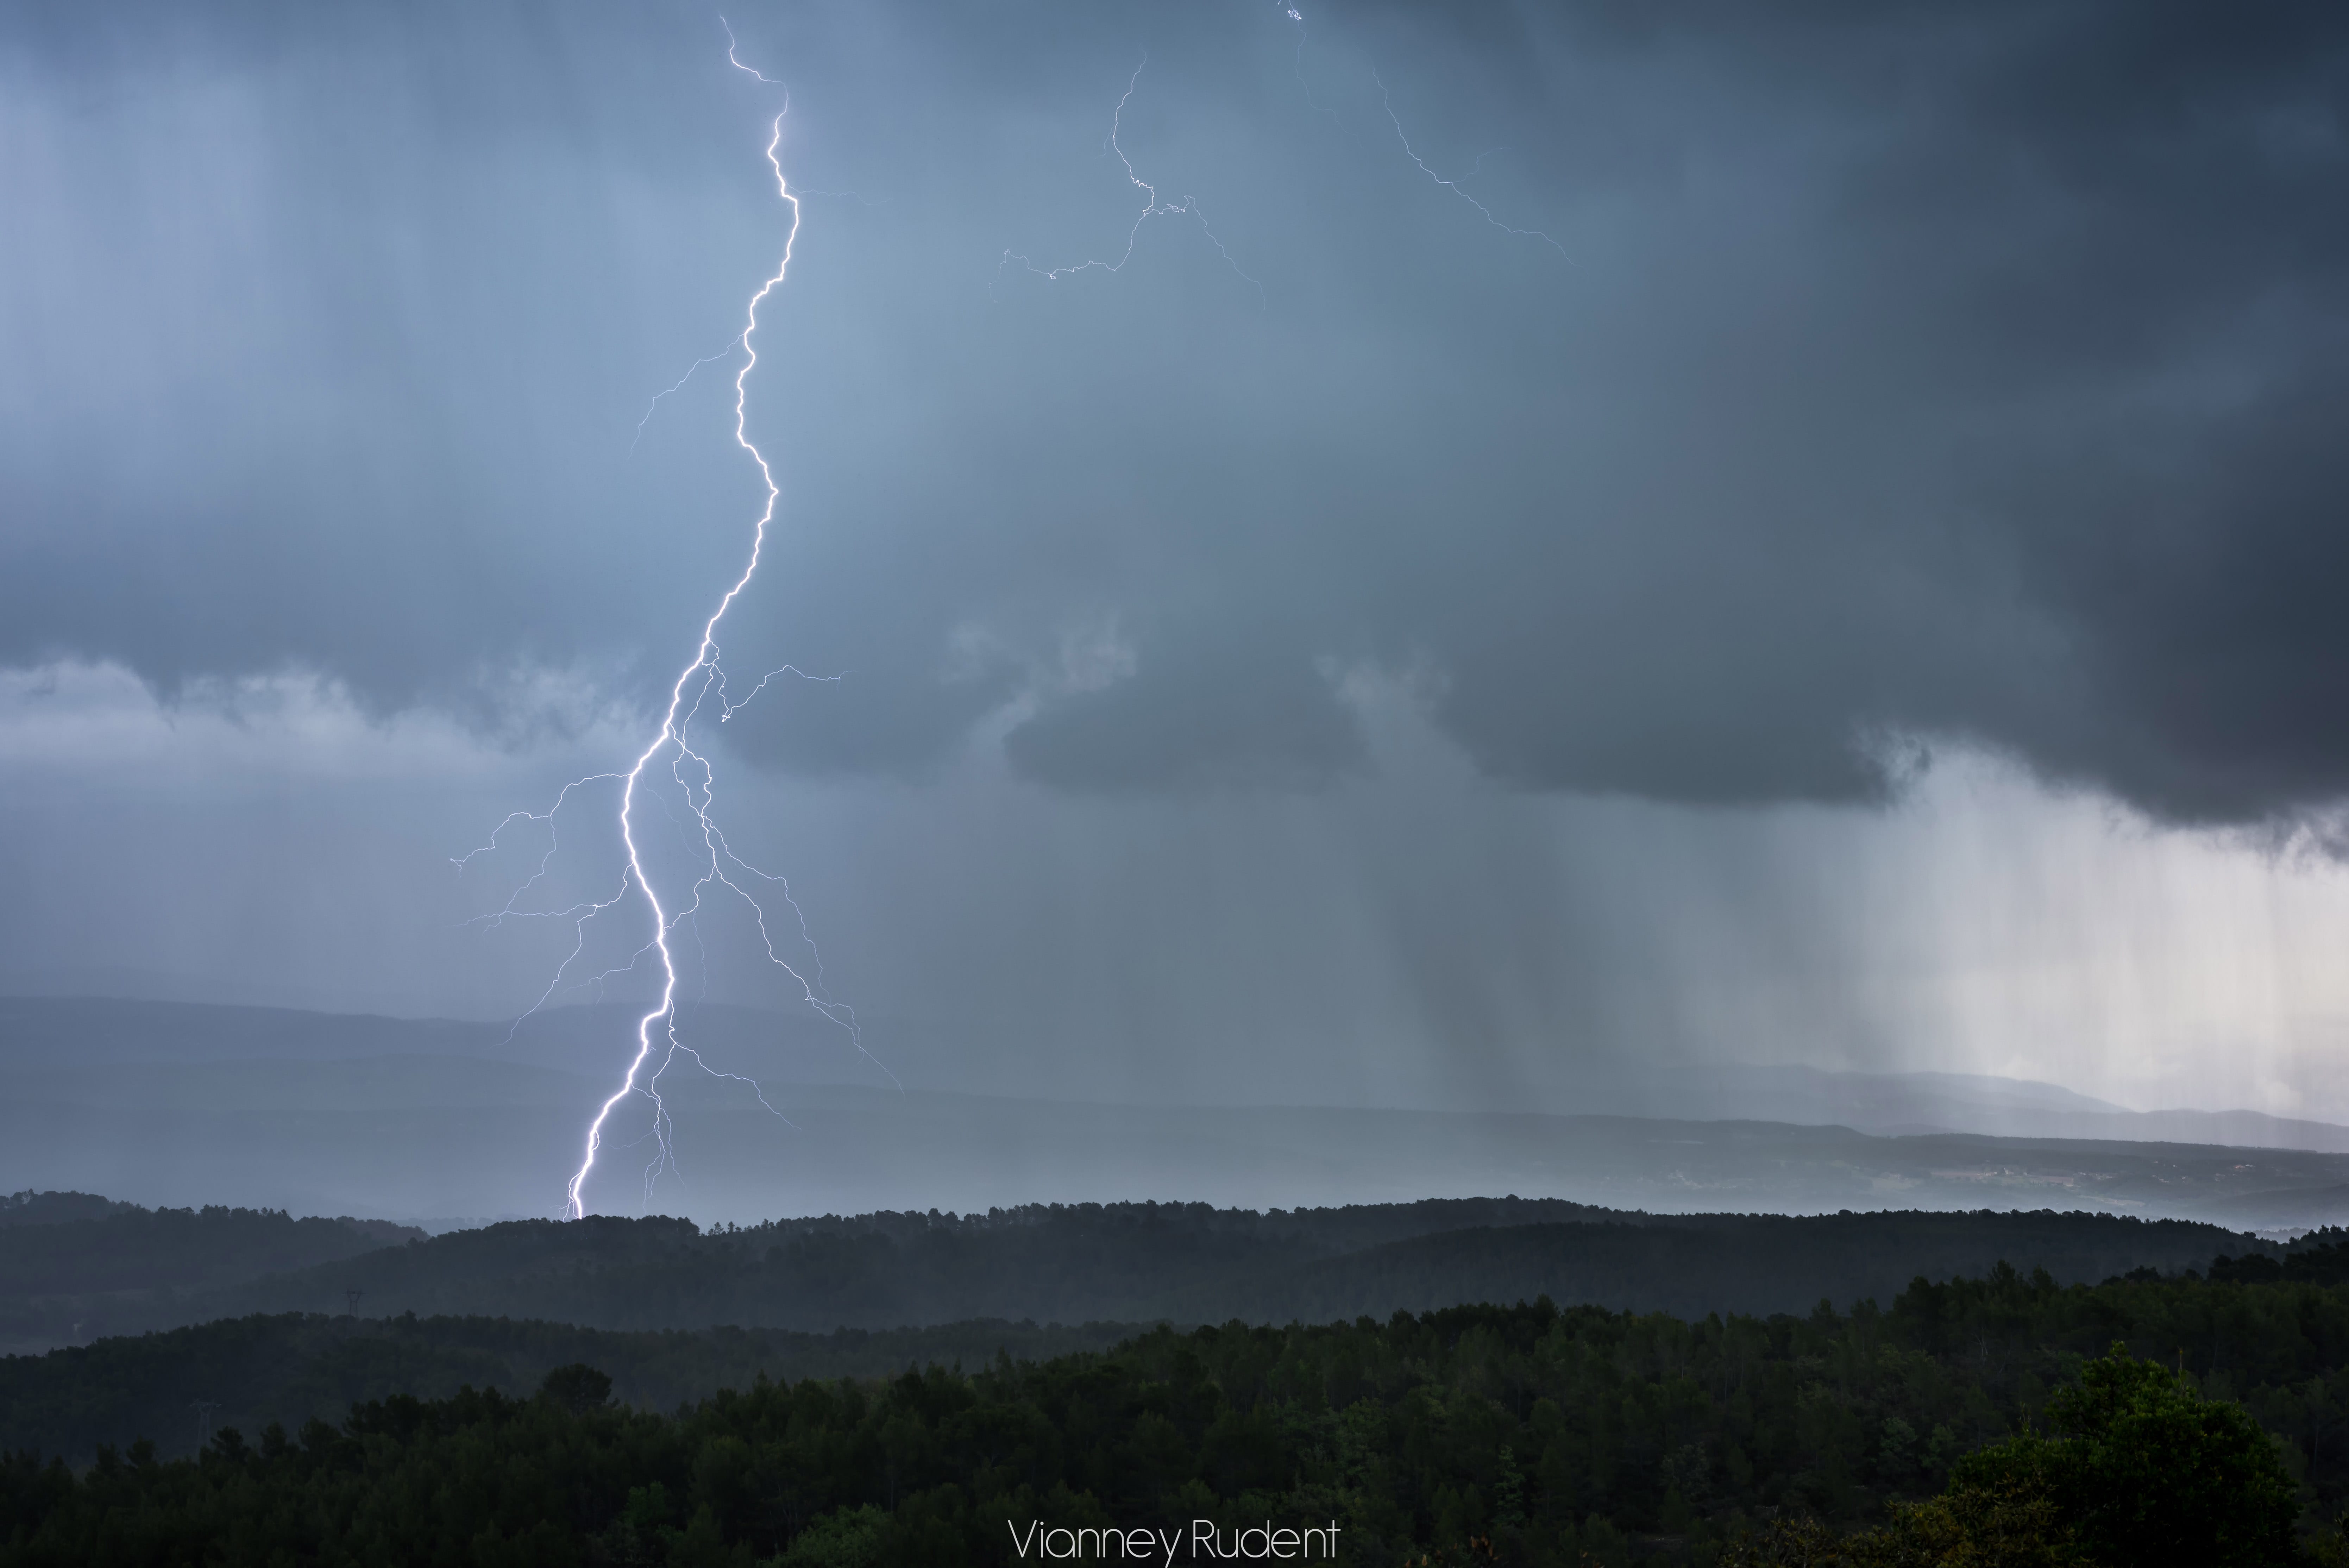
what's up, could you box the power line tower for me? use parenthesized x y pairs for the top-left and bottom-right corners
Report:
(191, 1399), (220, 1450)
(345, 1289), (364, 1318)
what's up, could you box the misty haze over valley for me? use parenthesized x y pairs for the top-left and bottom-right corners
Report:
(9, 997), (2349, 1231)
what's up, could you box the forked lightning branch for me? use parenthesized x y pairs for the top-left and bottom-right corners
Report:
(458, 34), (878, 1218)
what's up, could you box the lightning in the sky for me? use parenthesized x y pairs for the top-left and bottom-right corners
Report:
(721, 17), (782, 87)
(629, 334), (744, 453)
(1276, 4), (1337, 121)
(1376, 70), (1569, 259)
(461, 32), (884, 1218)
(999, 59), (1263, 303)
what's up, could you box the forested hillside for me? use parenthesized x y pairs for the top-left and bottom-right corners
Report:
(0, 1313), (1144, 1464)
(177, 1202), (2255, 1338)
(5, 1257), (2346, 1564)
(0, 1201), (424, 1354)
(0, 1193), (137, 1230)
(0, 1197), (2280, 1357)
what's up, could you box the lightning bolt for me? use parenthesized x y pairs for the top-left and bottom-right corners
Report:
(461, 31), (886, 1219)
(999, 59), (1263, 303)
(1277, 3), (1337, 121)
(629, 334), (744, 454)
(1376, 70), (1569, 259)
(721, 17), (782, 88)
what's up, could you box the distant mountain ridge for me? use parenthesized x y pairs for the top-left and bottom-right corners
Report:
(0, 1190), (138, 1228)
(23, 1232), (2349, 1468)
(6, 995), (2338, 1151)
(11, 997), (2349, 1227)
(36, 1200), (2267, 1351)
(1621, 1062), (2349, 1153)
(0, 1198), (426, 1355)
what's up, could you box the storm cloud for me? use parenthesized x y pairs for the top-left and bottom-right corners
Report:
(4, 0), (2347, 827)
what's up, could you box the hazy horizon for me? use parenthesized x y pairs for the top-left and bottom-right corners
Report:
(8, 1), (2349, 1216)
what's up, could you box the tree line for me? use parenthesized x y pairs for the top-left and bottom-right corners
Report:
(8, 1251), (2349, 1564)
(0, 1199), (422, 1353)
(176, 1203), (2258, 1338)
(0, 1311), (1143, 1464)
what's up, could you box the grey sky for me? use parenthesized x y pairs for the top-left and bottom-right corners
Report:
(5, 1), (2349, 1127)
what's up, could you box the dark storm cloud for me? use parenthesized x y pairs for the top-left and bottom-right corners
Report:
(4, 0), (2346, 820)
(1002, 632), (1367, 791)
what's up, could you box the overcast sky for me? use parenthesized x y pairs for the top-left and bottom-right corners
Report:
(5, 0), (2349, 1121)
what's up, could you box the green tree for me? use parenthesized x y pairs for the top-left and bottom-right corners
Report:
(779, 1503), (889, 1567)
(541, 1362), (614, 1413)
(1949, 1343), (2295, 1568)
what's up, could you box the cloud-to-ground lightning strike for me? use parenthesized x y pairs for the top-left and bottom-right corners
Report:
(1376, 71), (1569, 259)
(460, 35), (885, 1218)
(1000, 60), (1263, 303)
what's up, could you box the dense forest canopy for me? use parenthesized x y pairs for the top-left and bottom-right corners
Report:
(0, 1204), (419, 1298)
(26, 1200), (2266, 1350)
(6, 1258), (2347, 1565)
(0, 1313), (1148, 1464)
(0, 1193), (137, 1230)
(11, 1200), (2348, 1561)
(0, 1198), (423, 1355)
